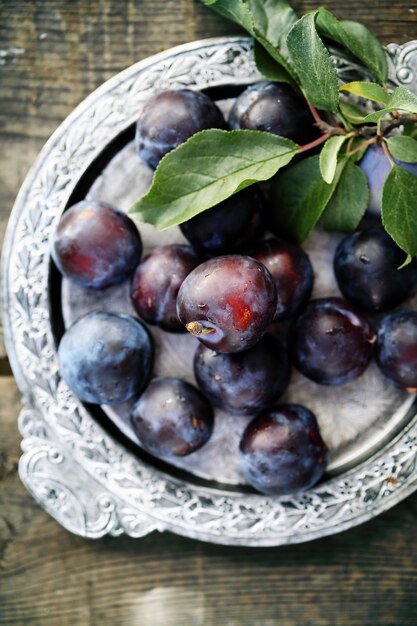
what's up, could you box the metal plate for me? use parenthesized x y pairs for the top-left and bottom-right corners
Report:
(2, 37), (417, 545)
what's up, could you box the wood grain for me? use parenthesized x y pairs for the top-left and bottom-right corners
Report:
(1, 2), (417, 624)
(0, 0), (415, 356)
(1, 376), (417, 626)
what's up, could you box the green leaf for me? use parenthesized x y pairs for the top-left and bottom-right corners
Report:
(201, 0), (253, 32)
(403, 122), (417, 140)
(130, 129), (298, 230)
(339, 20), (388, 85)
(269, 155), (342, 241)
(320, 159), (368, 232)
(343, 137), (370, 163)
(398, 254), (413, 270)
(340, 81), (389, 104)
(315, 10), (388, 85)
(382, 165), (417, 258)
(286, 12), (339, 111)
(339, 100), (367, 125)
(203, 0), (298, 87)
(386, 135), (417, 163)
(319, 135), (348, 183)
(362, 86), (417, 123)
(253, 40), (295, 84)
(253, 26), (299, 83)
(201, 0), (298, 83)
(249, 0), (298, 49)
(249, 0), (300, 82)
(386, 86), (417, 113)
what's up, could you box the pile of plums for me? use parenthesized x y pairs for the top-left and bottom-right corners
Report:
(52, 83), (417, 496)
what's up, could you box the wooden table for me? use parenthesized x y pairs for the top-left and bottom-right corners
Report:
(1, 2), (416, 624)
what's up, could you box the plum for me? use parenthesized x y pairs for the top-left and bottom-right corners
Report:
(52, 200), (142, 289)
(228, 81), (320, 145)
(194, 334), (290, 416)
(135, 89), (226, 169)
(239, 404), (328, 495)
(334, 227), (417, 313)
(376, 310), (417, 391)
(180, 187), (265, 256)
(250, 237), (314, 320)
(131, 244), (202, 332)
(291, 298), (375, 385)
(130, 377), (214, 458)
(58, 311), (153, 405)
(176, 255), (277, 353)
(358, 142), (417, 215)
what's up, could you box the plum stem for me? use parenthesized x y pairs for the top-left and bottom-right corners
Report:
(298, 133), (331, 153)
(304, 95), (351, 138)
(346, 135), (354, 156)
(382, 113), (417, 136)
(186, 321), (216, 336)
(347, 137), (376, 157)
(357, 114), (417, 139)
(381, 139), (395, 166)
(315, 120), (346, 136)
(305, 99), (323, 125)
(305, 96), (350, 134)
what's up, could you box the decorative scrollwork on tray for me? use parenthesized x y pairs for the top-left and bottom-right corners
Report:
(387, 41), (417, 86)
(3, 38), (417, 545)
(18, 407), (160, 538)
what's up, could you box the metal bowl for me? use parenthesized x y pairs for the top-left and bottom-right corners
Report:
(2, 37), (417, 546)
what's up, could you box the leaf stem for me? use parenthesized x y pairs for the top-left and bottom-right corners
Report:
(305, 98), (323, 125)
(381, 139), (395, 166)
(347, 137), (376, 157)
(357, 114), (417, 139)
(304, 94), (349, 136)
(382, 114), (417, 136)
(346, 135), (354, 156)
(315, 120), (346, 136)
(298, 132), (331, 153)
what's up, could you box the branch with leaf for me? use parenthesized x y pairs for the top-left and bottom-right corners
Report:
(130, 0), (417, 262)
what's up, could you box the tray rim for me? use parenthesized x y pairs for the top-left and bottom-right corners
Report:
(2, 36), (417, 546)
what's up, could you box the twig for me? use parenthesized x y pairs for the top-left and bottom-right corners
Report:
(298, 133), (331, 153)
(315, 120), (346, 136)
(382, 114), (417, 136)
(347, 137), (376, 157)
(306, 99), (323, 125)
(381, 139), (395, 165)
(357, 114), (417, 138)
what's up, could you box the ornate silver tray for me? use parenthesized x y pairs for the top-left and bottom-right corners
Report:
(2, 37), (417, 546)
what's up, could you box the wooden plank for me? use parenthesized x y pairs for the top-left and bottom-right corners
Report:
(295, 1), (417, 43)
(1, 3), (417, 623)
(0, 0), (240, 363)
(1, 378), (417, 626)
(0, 0), (415, 363)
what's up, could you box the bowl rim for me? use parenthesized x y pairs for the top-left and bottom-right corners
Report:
(2, 35), (417, 545)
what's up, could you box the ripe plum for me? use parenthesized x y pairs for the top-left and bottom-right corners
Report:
(135, 89), (226, 169)
(176, 255), (277, 352)
(376, 311), (417, 391)
(193, 334), (290, 416)
(130, 377), (214, 458)
(228, 81), (319, 145)
(58, 311), (153, 405)
(334, 227), (417, 313)
(358, 143), (417, 215)
(291, 298), (375, 385)
(251, 238), (313, 320)
(180, 187), (265, 256)
(239, 404), (328, 494)
(52, 200), (142, 289)
(131, 244), (202, 332)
